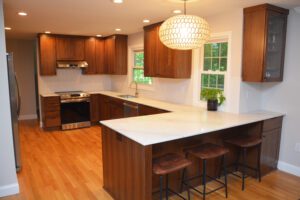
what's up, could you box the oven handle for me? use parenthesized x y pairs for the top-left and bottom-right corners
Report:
(61, 98), (90, 104)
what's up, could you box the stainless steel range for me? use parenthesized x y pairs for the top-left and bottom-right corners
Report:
(55, 91), (91, 130)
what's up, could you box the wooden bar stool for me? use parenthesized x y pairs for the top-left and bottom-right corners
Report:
(225, 136), (262, 190)
(181, 143), (229, 200)
(153, 153), (192, 200)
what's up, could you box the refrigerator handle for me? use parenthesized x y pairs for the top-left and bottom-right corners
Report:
(15, 73), (21, 117)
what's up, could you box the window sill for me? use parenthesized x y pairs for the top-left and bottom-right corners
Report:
(129, 84), (155, 91)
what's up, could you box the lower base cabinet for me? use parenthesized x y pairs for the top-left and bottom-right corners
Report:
(41, 96), (61, 129)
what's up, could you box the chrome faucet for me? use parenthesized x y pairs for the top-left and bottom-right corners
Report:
(130, 81), (139, 97)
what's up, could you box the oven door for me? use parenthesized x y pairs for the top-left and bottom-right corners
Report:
(60, 99), (91, 130)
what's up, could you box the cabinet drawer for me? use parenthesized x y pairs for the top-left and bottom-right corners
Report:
(263, 117), (283, 132)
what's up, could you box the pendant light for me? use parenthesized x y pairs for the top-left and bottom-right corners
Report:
(159, 0), (210, 50)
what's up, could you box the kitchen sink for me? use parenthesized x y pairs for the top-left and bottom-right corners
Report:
(118, 94), (137, 99)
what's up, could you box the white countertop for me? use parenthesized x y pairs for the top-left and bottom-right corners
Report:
(96, 91), (284, 146)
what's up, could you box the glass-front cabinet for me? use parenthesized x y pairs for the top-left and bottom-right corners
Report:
(242, 4), (289, 82)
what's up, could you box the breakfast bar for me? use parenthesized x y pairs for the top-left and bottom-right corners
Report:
(100, 92), (283, 200)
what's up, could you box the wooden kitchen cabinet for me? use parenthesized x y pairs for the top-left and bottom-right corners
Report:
(144, 22), (192, 78)
(56, 36), (85, 61)
(38, 34), (57, 76)
(242, 4), (289, 82)
(260, 117), (283, 176)
(104, 35), (128, 75)
(90, 94), (100, 123)
(41, 96), (61, 129)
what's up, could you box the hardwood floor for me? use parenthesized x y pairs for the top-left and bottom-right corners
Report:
(1, 120), (300, 200)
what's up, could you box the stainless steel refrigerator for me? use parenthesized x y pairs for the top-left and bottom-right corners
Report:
(7, 53), (21, 171)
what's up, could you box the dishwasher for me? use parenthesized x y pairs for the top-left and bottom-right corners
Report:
(123, 102), (139, 117)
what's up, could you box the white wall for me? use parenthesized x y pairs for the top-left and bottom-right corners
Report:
(111, 10), (245, 113)
(6, 39), (37, 120)
(0, 0), (19, 197)
(261, 9), (300, 175)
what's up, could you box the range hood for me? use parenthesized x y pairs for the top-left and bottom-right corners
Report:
(57, 61), (88, 69)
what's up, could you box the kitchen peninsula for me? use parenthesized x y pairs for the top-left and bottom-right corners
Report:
(99, 91), (283, 200)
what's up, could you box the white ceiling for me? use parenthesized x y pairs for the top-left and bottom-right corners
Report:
(3, 0), (300, 39)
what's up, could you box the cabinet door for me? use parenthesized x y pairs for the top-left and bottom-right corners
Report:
(83, 37), (96, 74)
(104, 37), (116, 74)
(109, 98), (124, 119)
(139, 105), (168, 116)
(71, 38), (85, 60)
(99, 95), (110, 121)
(56, 37), (85, 60)
(261, 128), (281, 175)
(264, 11), (287, 81)
(41, 96), (61, 128)
(90, 94), (99, 123)
(39, 34), (57, 76)
(114, 35), (128, 75)
(95, 39), (106, 73)
(144, 26), (158, 77)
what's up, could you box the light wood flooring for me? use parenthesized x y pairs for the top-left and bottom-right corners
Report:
(1, 120), (300, 200)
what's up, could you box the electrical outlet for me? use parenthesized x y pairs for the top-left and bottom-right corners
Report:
(295, 143), (300, 152)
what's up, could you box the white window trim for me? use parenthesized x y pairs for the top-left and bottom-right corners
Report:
(127, 45), (154, 91)
(192, 32), (232, 110)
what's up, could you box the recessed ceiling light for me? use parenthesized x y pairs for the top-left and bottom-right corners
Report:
(18, 12), (27, 16)
(96, 34), (102, 37)
(112, 0), (123, 3)
(115, 28), (121, 32)
(45, 31), (51, 34)
(5, 27), (12, 30)
(173, 9), (182, 14)
(143, 19), (150, 23)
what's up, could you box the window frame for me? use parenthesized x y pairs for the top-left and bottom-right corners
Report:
(193, 32), (232, 109)
(128, 45), (154, 91)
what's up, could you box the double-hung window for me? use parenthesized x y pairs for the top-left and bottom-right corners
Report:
(200, 41), (228, 99)
(133, 51), (152, 85)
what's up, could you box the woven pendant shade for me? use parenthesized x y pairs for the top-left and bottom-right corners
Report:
(159, 14), (210, 50)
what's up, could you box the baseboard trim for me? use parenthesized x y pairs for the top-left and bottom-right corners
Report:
(278, 161), (300, 177)
(18, 114), (37, 120)
(0, 183), (19, 197)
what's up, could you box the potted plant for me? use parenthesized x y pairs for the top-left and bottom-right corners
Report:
(201, 88), (226, 111)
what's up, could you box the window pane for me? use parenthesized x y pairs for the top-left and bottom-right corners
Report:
(204, 43), (212, 57)
(217, 75), (225, 89)
(133, 68), (152, 84)
(201, 74), (209, 87)
(220, 58), (227, 71)
(134, 52), (144, 67)
(220, 43), (228, 57)
(209, 74), (217, 88)
(204, 58), (211, 71)
(211, 43), (220, 57)
(212, 58), (219, 71)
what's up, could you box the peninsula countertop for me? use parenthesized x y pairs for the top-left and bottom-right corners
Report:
(96, 91), (284, 146)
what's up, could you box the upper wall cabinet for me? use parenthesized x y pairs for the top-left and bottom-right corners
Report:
(104, 35), (128, 75)
(56, 37), (85, 61)
(38, 34), (128, 76)
(242, 4), (289, 82)
(38, 34), (57, 76)
(144, 23), (192, 79)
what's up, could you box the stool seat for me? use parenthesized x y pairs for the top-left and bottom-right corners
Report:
(186, 143), (229, 160)
(153, 153), (192, 175)
(225, 136), (262, 148)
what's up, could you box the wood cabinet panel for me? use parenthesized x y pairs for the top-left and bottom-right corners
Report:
(56, 37), (85, 61)
(38, 34), (57, 76)
(98, 94), (111, 121)
(83, 37), (97, 74)
(95, 39), (106, 73)
(41, 96), (61, 128)
(90, 94), (99, 123)
(242, 4), (289, 82)
(143, 23), (192, 78)
(104, 35), (128, 75)
(261, 128), (282, 175)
